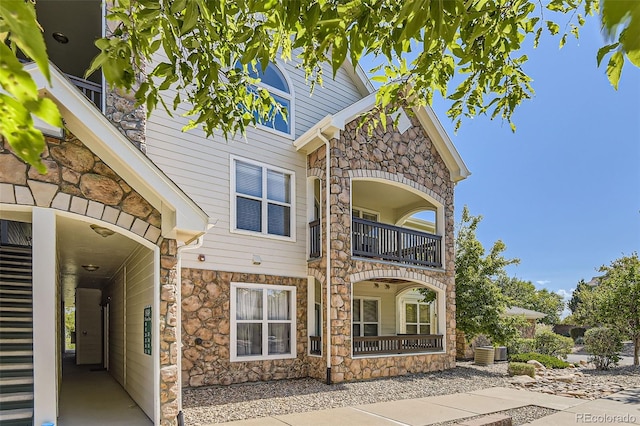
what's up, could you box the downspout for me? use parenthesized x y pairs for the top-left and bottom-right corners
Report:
(175, 236), (205, 426)
(316, 129), (332, 385)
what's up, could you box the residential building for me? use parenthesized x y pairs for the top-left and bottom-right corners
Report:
(0, 2), (469, 425)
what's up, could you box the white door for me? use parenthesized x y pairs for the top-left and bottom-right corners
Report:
(76, 288), (102, 364)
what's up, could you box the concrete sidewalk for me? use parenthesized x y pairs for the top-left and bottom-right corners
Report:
(210, 386), (640, 426)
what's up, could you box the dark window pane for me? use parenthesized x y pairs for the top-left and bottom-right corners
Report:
(406, 325), (418, 334)
(237, 197), (262, 232)
(419, 325), (431, 335)
(353, 323), (361, 337)
(237, 323), (262, 356)
(267, 170), (290, 203)
(353, 299), (361, 322)
(268, 323), (291, 355)
(406, 303), (417, 323)
(363, 300), (378, 322)
(419, 304), (430, 323)
(236, 161), (262, 197)
(267, 204), (290, 236)
(364, 324), (378, 336)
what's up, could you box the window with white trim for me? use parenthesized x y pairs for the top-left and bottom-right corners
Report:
(232, 157), (294, 238)
(352, 297), (379, 337)
(403, 301), (431, 335)
(247, 62), (293, 136)
(231, 283), (296, 361)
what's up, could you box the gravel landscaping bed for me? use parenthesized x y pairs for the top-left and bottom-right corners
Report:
(182, 362), (640, 425)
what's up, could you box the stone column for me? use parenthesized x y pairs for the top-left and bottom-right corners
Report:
(159, 238), (180, 425)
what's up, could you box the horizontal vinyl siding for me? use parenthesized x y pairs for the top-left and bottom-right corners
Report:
(124, 246), (154, 420)
(353, 282), (397, 336)
(105, 268), (125, 387)
(146, 52), (366, 278)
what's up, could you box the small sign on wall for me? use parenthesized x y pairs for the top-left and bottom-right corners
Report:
(143, 305), (152, 356)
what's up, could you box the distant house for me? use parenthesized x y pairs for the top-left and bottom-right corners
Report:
(456, 306), (546, 359)
(0, 3), (470, 425)
(505, 306), (547, 339)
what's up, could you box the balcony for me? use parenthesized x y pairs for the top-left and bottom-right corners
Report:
(309, 336), (322, 355)
(67, 74), (102, 110)
(309, 219), (321, 259)
(353, 334), (443, 356)
(352, 218), (442, 268)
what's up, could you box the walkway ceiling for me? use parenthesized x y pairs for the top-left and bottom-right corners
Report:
(57, 216), (138, 306)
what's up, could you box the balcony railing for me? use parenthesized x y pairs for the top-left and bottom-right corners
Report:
(353, 334), (443, 356)
(309, 335), (322, 355)
(67, 74), (102, 109)
(309, 219), (321, 259)
(352, 218), (442, 268)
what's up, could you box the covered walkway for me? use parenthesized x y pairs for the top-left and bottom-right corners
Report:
(57, 354), (151, 426)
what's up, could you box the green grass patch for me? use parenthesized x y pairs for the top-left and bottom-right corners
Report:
(507, 362), (535, 378)
(509, 352), (571, 369)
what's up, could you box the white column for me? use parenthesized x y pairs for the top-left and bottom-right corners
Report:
(32, 207), (58, 425)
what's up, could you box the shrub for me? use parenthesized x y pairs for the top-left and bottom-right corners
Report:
(570, 327), (587, 341)
(534, 329), (574, 358)
(509, 352), (571, 369)
(506, 337), (535, 355)
(508, 362), (535, 378)
(584, 327), (623, 370)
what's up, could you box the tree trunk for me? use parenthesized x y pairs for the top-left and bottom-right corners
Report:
(635, 336), (639, 366)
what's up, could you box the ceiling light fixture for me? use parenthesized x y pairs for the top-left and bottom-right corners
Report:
(82, 264), (99, 272)
(52, 32), (69, 44)
(90, 224), (115, 238)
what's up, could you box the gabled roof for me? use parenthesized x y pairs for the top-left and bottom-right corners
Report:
(293, 92), (470, 182)
(506, 306), (547, 320)
(26, 62), (211, 244)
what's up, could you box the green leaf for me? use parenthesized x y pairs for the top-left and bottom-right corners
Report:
(627, 49), (640, 67)
(606, 51), (624, 89)
(0, 1), (50, 82)
(597, 43), (619, 66)
(546, 21), (560, 35)
(559, 34), (567, 49)
(0, 42), (38, 102)
(25, 98), (63, 128)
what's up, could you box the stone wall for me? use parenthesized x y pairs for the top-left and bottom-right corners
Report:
(181, 268), (309, 387)
(307, 112), (457, 382)
(0, 135), (161, 244)
(159, 238), (180, 425)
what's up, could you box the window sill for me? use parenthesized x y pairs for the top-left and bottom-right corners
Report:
(230, 353), (297, 362)
(230, 228), (296, 243)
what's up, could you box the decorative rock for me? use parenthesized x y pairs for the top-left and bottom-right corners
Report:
(510, 375), (537, 385)
(79, 173), (123, 205)
(50, 142), (95, 172)
(527, 360), (546, 370)
(555, 375), (576, 383)
(121, 191), (154, 219)
(0, 154), (27, 185)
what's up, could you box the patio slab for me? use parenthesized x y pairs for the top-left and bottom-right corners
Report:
(423, 392), (528, 414)
(356, 398), (477, 425)
(274, 407), (402, 426)
(468, 386), (585, 410)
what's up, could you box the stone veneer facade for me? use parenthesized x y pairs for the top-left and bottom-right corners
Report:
(306, 113), (457, 383)
(0, 134), (181, 425)
(181, 268), (309, 387)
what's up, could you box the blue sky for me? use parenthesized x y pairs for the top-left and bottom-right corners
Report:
(364, 16), (640, 314)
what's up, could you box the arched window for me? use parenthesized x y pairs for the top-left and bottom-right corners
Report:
(247, 62), (293, 136)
